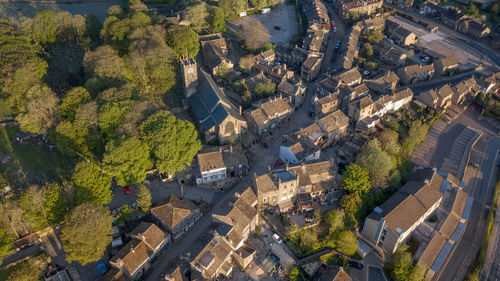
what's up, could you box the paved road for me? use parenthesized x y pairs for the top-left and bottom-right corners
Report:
(321, 1), (346, 73)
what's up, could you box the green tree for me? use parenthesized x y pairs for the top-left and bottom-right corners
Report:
(289, 266), (301, 281)
(402, 120), (429, 155)
(491, 2), (500, 17)
(356, 139), (394, 187)
(61, 204), (113, 265)
(251, 0), (268, 9)
(335, 230), (358, 255)
(60, 87), (92, 120)
(43, 183), (69, 224)
(73, 161), (112, 205)
(186, 0), (210, 31)
(30, 10), (58, 44)
(7, 262), (41, 281)
(83, 45), (128, 82)
(16, 84), (60, 135)
(210, 6), (226, 32)
(0, 228), (13, 263)
(378, 129), (400, 155)
(385, 244), (424, 281)
(361, 43), (374, 58)
(324, 209), (345, 234)
(98, 101), (134, 136)
(219, 0), (248, 18)
(128, 26), (177, 97)
(140, 110), (201, 174)
(137, 184), (152, 212)
(102, 136), (152, 186)
(216, 62), (230, 78)
(342, 163), (371, 196)
(342, 193), (362, 225)
(166, 25), (200, 59)
(466, 3), (480, 18)
(344, 10), (359, 22)
(366, 28), (383, 42)
(254, 81), (276, 96)
(239, 55), (255, 72)
(18, 186), (49, 230)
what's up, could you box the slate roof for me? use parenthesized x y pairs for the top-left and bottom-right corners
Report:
(369, 170), (444, 238)
(130, 222), (167, 252)
(111, 240), (151, 277)
(150, 194), (199, 231)
(287, 161), (333, 187)
(187, 70), (242, 132)
(255, 174), (279, 194)
(319, 110), (349, 134)
(198, 151), (225, 172)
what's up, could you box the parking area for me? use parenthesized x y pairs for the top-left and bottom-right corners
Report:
(388, 15), (483, 67)
(231, 2), (298, 44)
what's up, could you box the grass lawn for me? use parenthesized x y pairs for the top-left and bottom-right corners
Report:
(0, 126), (75, 186)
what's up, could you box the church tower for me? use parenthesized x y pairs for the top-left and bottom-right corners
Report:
(180, 58), (198, 98)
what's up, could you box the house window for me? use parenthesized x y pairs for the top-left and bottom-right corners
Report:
(263, 198), (267, 203)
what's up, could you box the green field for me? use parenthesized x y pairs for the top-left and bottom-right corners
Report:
(0, 126), (75, 186)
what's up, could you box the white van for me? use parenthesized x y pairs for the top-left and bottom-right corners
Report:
(261, 8), (271, 14)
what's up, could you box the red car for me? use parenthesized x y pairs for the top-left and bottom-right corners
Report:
(263, 141), (268, 148)
(124, 186), (131, 195)
(275, 160), (284, 167)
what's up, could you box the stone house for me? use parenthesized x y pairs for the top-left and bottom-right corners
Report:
(434, 57), (459, 76)
(477, 72), (499, 94)
(252, 63), (294, 84)
(317, 110), (349, 144)
(301, 53), (323, 82)
(150, 194), (201, 240)
(386, 20), (417, 46)
(186, 187), (258, 280)
(361, 168), (447, 254)
(416, 84), (454, 109)
(364, 71), (400, 94)
(278, 78), (308, 108)
(254, 160), (337, 211)
(109, 223), (169, 280)
(342, 23), (362, 70)
(457, 18), (491, 38)
(397, 64), (435, 85)
(386, 0), (414, 8)
(196, 144), (248, 185)
(199, 33), (234, 75)
(181, 60), (247, 144)
(313, 93), (339, 117)
(452, 77), (478, 104)
(244, 97), (293, 137)
(348, 88), (414, 122)
(375, 41), (407, 67)
(319, 266), (353, 281)
(339, 0), (383, 16)
(280, 133), (321, 165)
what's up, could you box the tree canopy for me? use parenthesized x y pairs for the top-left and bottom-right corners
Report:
(140, 110), (201, 175)
(385, 244), (425, 281)
(166, 25), (200, 59)
(356, 139), (394, 188)
(137, 184), (152, 212)
(73, 161), (112, 205)
(342, 164), (371, 196)
(102, 136), (152, 186)
(61, 204), (113, 265)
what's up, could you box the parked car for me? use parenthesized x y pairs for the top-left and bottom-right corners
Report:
(124, 186), (131, 195)
(273, 233), (283, 244)
(274, 26), (281, 30)
(349, 261), (364, 269)
(275, 159), (284, 167)
(263, 141), (268, 148)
